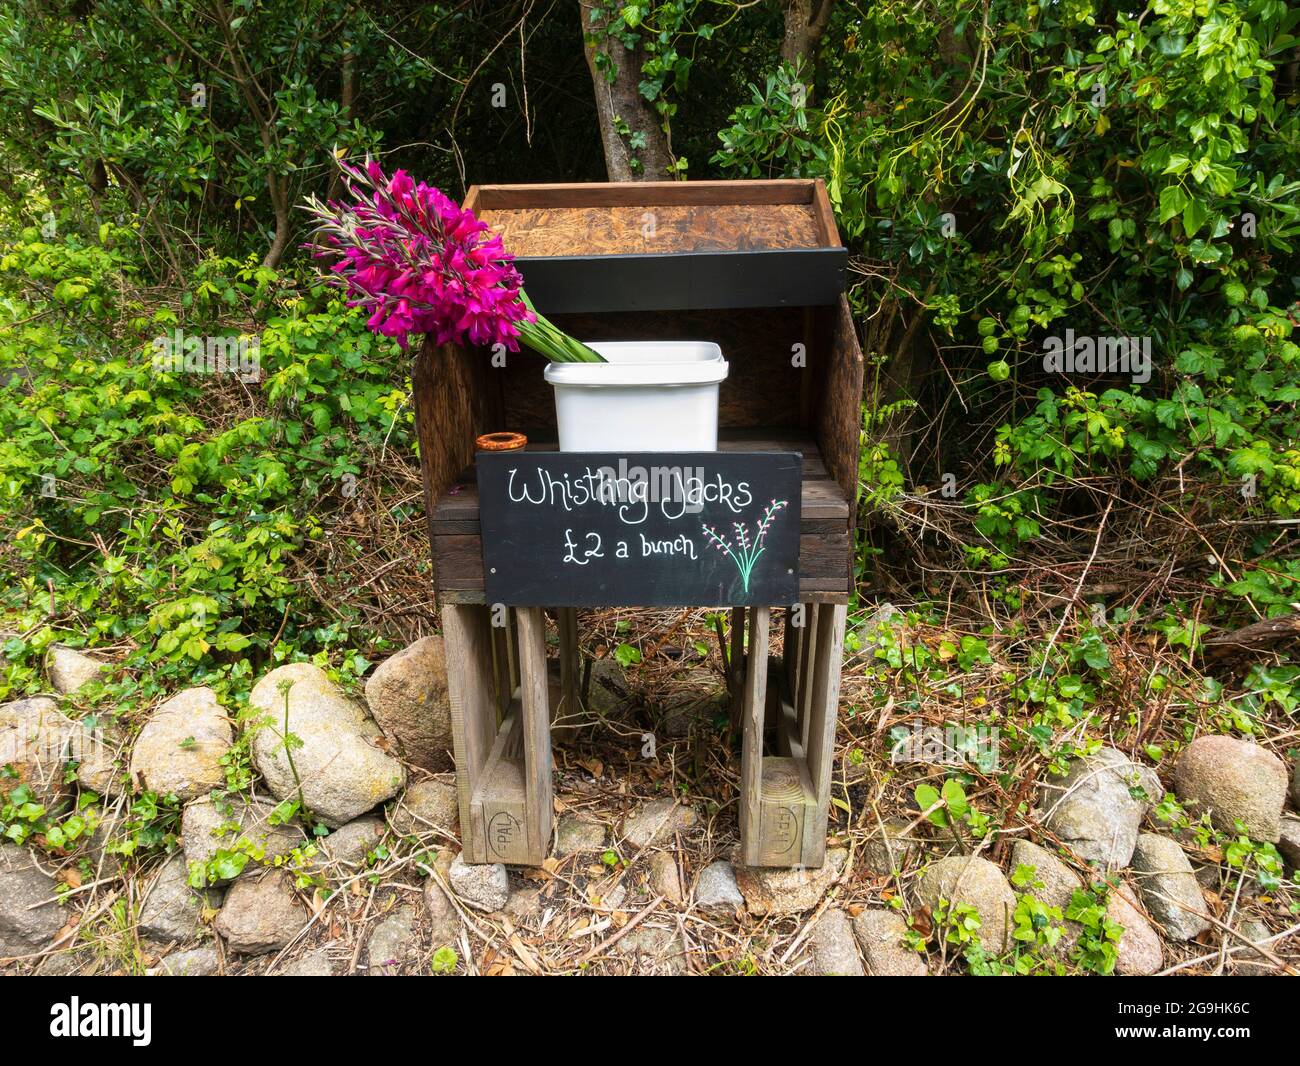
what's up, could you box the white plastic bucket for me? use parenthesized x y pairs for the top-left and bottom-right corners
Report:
(544, 341), (728, 451)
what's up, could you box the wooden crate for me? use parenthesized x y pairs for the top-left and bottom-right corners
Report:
(416, 180), (862, 868)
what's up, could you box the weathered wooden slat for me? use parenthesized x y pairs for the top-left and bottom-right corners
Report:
(801, 603), (847, 868)
(429, 518), (482, 536)
(718, 431), (831, 478)
(739, 606), (770, 867)
(557, 607), (579, 728)
(784, 608), (803, 704)
(810, 181), (843, 249)
(506, 608), (521, 696)
(490, 612), (511, 719)
(442, 603), (500, 862)
(793, 577), (851, 593)
(432, 535), (484, 591)
(727, 606), (745, 732)
(412, 342), (501, 545)
(815, 295), (865, 509)
(796, 603), (820, 753)
(472, 179), (817, 212)
(799, 534), (850, 578)
(515, 607), (553, 861)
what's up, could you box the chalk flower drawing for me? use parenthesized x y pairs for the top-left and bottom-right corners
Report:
(701, 499), (788, 592)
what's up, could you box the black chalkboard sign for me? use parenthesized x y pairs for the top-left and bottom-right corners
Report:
(478, 452), (801, 606)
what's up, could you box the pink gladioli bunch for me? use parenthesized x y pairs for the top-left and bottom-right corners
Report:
(303, 156), (601, 362)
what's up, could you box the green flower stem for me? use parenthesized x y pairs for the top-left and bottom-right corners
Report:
(518, 291), (606, 363)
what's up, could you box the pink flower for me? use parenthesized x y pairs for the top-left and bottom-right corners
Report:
(303, 157), (534, 351)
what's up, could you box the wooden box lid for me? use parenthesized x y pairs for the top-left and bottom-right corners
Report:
(466, 179), (847, 314)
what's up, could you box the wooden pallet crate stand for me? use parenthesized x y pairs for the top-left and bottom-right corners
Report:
(417, 180), (863, 868)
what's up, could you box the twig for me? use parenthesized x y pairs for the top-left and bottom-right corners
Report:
(574, 895), (664, 966)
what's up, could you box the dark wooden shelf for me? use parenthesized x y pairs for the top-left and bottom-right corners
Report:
(430, 431), (853, 604)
